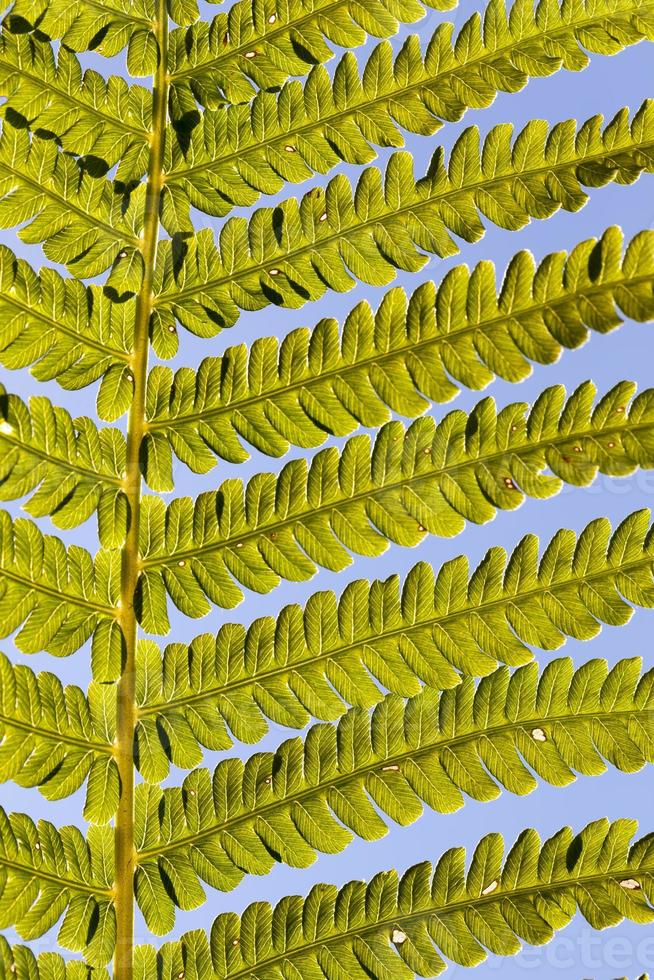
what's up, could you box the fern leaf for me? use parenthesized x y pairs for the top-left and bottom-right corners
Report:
(0, 651), (118, 822)
(0, 127), (141, 277)
(0, 511), (121, 679)
(0, 246), (132, 391)
(154, 101), (654, 336)
(144, 225), (654, 472)
(2, 0), (653, 971)
(0, 939), (111, 980)
(0, 385), (128, 545)
(164, 0), (654, 222)
(166, 0), (451, 111)
(0, 807), (114, 965)
(6, 0), (164, 76)
(0, 32), (151, 182)
(67, 818), (654, 975)
(207, 818), (654, 974)
(137, 380), (654, 629)
(133, 657), (654, 919)
(134, 507), (654, 758)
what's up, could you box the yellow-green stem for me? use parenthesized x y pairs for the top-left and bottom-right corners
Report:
(114, 5), (168, 978)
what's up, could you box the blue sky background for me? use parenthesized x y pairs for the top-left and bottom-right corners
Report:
(1, 1), (654, 975)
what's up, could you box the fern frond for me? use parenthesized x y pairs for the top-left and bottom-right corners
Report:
(166, 0), (450, 111)
(137, 380), (654, 629)
(0, 651), (118, 822)
(78, 818), (654, 975)
(0, 807), (114, 965)
(207, 818), (654, 975)
(164, 0), (654, 223)
(2, 0), (653, 971)
(154, 101), (654, 336)
(133, 657), (654, 922)
(6, 0), (163, 76)
(0, 127), (142, 277)
(134, 507), (654, 756)
(0, 246), (132, 391)
(0, 385), (128, 545)
(0, 511), (121, 679)
(0, 32), (151, 181)
(0, 939), (111, 980)
(144, 225), (654, 472)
